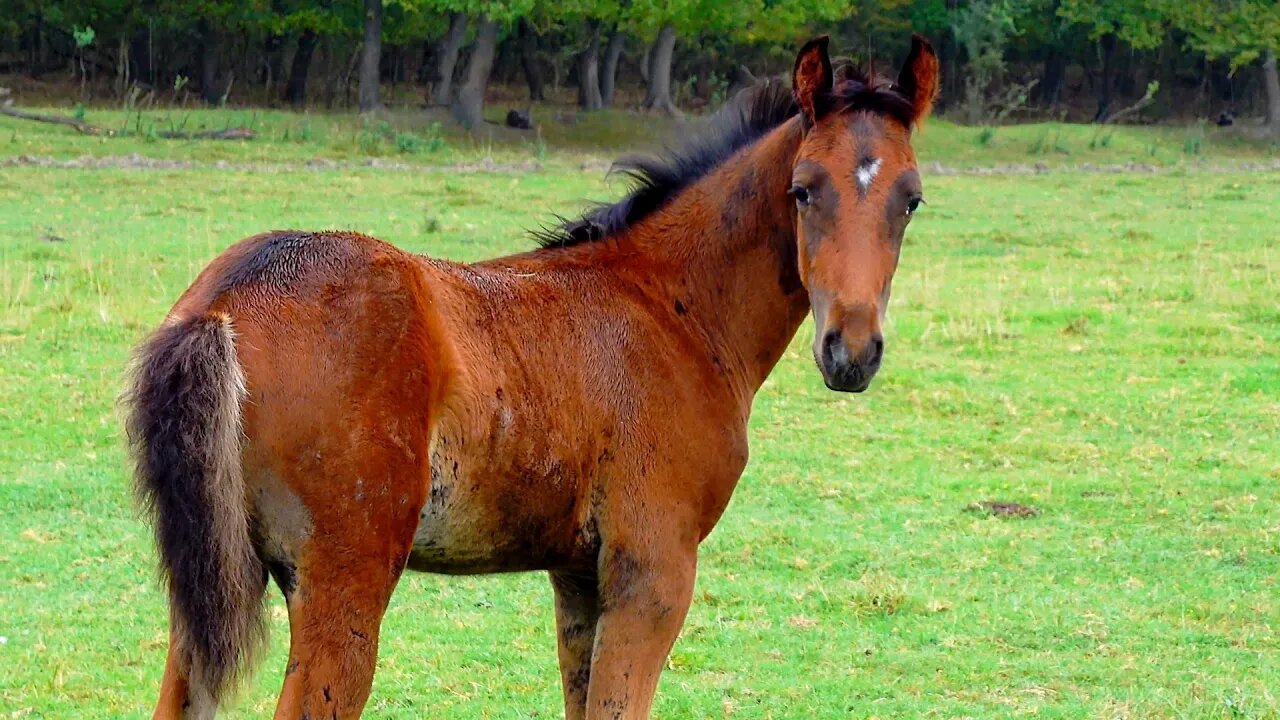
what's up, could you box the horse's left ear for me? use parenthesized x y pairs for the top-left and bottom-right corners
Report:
(793, 35), (833, 125)
(896, 34), (940, 127)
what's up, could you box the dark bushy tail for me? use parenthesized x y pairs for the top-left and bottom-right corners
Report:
(124, 312), (264, 702)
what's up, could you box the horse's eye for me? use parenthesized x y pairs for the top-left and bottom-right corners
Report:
(790, 185), (811, 208)
(906, 197), (923, 215)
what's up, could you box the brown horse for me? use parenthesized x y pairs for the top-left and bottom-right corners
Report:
(125, 34), (938, 720)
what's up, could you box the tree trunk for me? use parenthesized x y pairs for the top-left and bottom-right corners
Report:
(232, 33), (252, 99)
(358, 0), (383, 112)
(642, 25), (679, 116)
(493, 35), (518, 86)
(1263, 50), (1280, 138)
(284, 29), (318, 107)
(263, 33), (284, 102)
(33, 15), (50, 77)
(430, 12), (467, 106)
(321, 38), (340, 109)
(343, 41), (362, 109)
(450, 16), (498, 129)
(640, 42), (651, 85)
(577, 22), (602, 111)
(600, 30), (624, 107)
(115, 32), (129, 98)
(1039, 46), (1066, 108)
(198, 20), (221, 104)
(27, 16), (40, 76)
(1094, 32), (1116, 123)
(1115, 45), (1137, 98)
(938, 0), (961, 114)
(1205, 58), (1234, 119)
(518, 19), (544, 101)
(416, 42), (431, 84)
(129, 25), (152, 86)
(388, 45), (399, 87)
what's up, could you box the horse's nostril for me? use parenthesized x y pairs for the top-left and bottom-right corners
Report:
(822, 330), (845, 366)
(868, 334), (884, 367)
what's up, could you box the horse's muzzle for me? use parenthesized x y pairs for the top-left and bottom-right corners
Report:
(818, 329), (883, 393)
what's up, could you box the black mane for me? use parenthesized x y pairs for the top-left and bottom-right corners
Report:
(531, 64), (916, 249)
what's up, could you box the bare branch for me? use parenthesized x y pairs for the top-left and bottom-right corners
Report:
(1103, 81), (1160, 125)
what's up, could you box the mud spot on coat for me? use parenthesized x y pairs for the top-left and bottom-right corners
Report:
(600, 547), (643, 610)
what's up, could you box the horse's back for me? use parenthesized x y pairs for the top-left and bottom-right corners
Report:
(177, 231), (443, 413)
(175, 230), (414, 315)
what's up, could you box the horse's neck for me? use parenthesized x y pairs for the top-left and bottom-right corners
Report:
(634, 118), (811, 405)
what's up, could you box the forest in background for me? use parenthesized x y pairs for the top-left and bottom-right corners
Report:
(0, 1), (1277, 135)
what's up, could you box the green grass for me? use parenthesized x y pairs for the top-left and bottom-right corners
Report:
(1, 111), (1278, 718)
(2, 103), (1276, 168)
(0, 106), (672, 165)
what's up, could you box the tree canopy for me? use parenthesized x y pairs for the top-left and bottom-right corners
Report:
(1, 0), (1276, 131)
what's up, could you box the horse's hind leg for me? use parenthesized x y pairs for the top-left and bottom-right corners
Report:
(259, 449), (426, 719)
(153, 629), (216, 720)
(270, 527), (414, 720)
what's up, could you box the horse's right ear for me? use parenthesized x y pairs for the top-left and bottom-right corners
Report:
(792, 36), (833, 125)
(896, 34), (940, 127)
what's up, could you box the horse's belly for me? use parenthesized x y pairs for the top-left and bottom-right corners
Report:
(408, 519), (532, 575)
(407, 448), (583, 575)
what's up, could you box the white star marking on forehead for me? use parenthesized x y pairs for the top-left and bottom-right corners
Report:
(855, 158), (882, 193)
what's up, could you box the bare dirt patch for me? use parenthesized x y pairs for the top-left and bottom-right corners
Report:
(965, 500), (1040, 519)
(0, 153), (544, 174)
(4, 154), (1278, 176)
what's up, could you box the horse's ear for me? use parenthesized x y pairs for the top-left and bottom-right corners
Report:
(792, 36), (833, 125)
(896, 34), (940, 126)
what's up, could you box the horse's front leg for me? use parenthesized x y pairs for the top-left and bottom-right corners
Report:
(585, 528), (697, 719)
(551, 570), (601, 719)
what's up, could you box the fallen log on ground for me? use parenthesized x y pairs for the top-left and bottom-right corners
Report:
(156, 127), (256, 140)
(0, 92), (256, 140)
(0, 102), (106, 135)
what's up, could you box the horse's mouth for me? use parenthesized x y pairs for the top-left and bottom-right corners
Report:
(815, 355), (877, 393)
(822, 373), (874, 393)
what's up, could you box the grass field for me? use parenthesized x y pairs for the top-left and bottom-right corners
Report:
(1, 110), (1278, 718)
(2, 103), (1277, 168)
